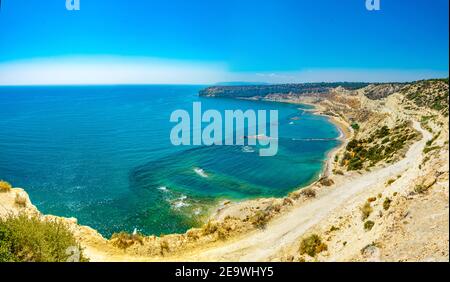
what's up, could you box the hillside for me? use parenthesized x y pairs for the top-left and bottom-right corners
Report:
(199, 82), (370, 98)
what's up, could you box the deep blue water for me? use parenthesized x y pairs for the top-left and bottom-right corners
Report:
(0, 85), (339, 237)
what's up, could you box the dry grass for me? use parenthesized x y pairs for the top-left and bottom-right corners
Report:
(299, 234), (328, 257)
(288, 191), (301, 200)
(201, 220), (230, 240)
(14, 193), (27, 208)
(160, 239), (170, 255)
(300, 188), (316, 198)
(367, 197), (377, 203)
(110, 232), (144, 249)
(386, 178), (396, 186)
(319, 178), (335, 186)
(0, 180), (12, 193)
(383, 198), (392, 210)
(414, 184), (429, 194)
(361, 202), (373, 220)
(250, 210), (270, 229)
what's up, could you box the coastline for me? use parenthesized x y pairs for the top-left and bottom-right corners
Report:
(260, 97), (352, 178)
(1, 98), (350, 235)
(0, 98), (353, 240)
(2, 80), (448, 262)
(211, 100), (352, 219)
(321, 114), (352, 178)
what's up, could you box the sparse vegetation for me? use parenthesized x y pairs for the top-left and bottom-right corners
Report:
(160, 239), (170, 255)
(0, 214), (87, 262)
(299, 234), (328, 257)
(341, 122), (418, 171)
(198, 220), (233, 240)
(361, 242), (381, 256)
(250, 210), (271, 229)
(300, 188), (316, 198)
(283, 197), (294, 206)
(202, 220), (219, 235)
(386, 178), (396, 186)
(319, 178), (334, 186)
(288, 191), (301, 200)
(0, 180), (12, 193)
(329, 225), (339, 232)
(351, 123), (360, 130)
(414, 184), (428, 194)
(110, 231), (144, 249)
(364, 220), (375, 231)
(423, 145), (441, 154)
(383, 198), (392, 210)
(14, 193), (27, 207)
(402, 79), (449, 116)
(361, 202), (373, 220)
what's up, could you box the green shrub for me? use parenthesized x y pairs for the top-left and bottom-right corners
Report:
(299, 234), (328, 257)
(364, 220), (375, 231)
(423, 146), (440, 154)
(0, 180), (12, 193)
(329, 225), (340, 232)
(0, 214), (87, 262)
(386, 178), (396, 186)
(361, 202), (373, 220)
(383, 198), (392, 210)
(414, 184), (428, 194)
(351, 123), (360, 130)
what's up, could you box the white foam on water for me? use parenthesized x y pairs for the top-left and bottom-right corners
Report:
(158, 186), (169, 192)
(242, 146), (255, 153)
(171, 195), (190, 210)
(194, 167), (208, 178)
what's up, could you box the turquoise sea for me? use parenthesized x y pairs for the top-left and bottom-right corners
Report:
(0, 85), (340, 237)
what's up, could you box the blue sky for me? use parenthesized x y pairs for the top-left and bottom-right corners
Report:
(0, 0), (448, 84)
